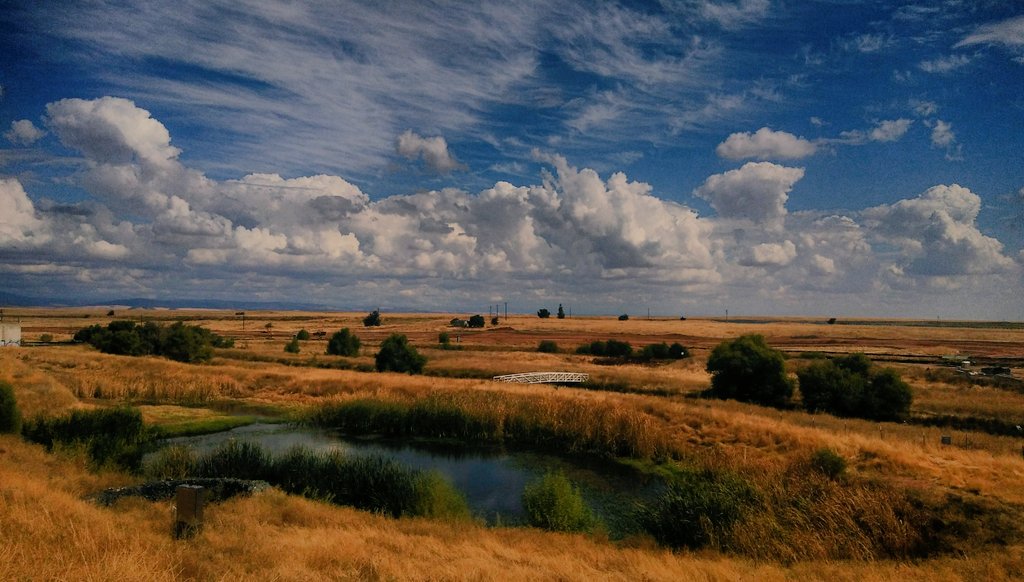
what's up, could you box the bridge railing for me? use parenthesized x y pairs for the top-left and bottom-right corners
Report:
(492, 372), (589, 384)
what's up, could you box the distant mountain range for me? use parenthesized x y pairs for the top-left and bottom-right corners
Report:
(0, 290), (330, 311)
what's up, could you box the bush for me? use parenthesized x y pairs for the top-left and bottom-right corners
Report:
(521, 471), (596, 532)
(575, 339), (632, 357)
(438, 332), (450, 345)
(0, 381), (22, 434)
(449, 318), (467, 328)
(706, 334), (793, 408)
(146, 444), (197, 479)
(640, 342), (671, 360)
(375, 333), (426, 374)
(537, 308), (550, 318)
(668, 342), (689, 359)
(326, 328), (361, 357)
(467, 315), (485, 328)
(284, 338), (301, 354)
(21, 407), (153, 471)
(537, 340), (559, 353)
(413, 470), (471, 521)
(557, 304), (565, 319)
(796, 354), (912, 421)
(491, 316), (499, 325)
(39, 333), (53, 343)
(618, 314), (629, 321)
(363, 310), (382, 327)
(634, 468), (757, 550)
(295, 329), (311, 341)
(809, 448), (846, 480)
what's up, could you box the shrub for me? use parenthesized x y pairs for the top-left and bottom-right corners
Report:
(521, 471), (596, 532)
(284, 338), (301, 354)
(326, 328), (361, 357)
(363, 310), (382, 327)
(797, 354), (912, 421)
(39, 333), (53, 343)
(413, 470), (471, 521)
(375, 333), (426, 374)
(449, 318), (467, 328)
(668, 342), (689, 359)
(438, 332), (450, 345)
(491, 316), (499, 325)
(809, 448), (846, 480)
(706, 334), (793, 408)
(537, 308), (551, 318)
(634, 468), (757, 550)
(21, 407), (153, 471)
(295, 329), (311, 341)
(618, 314), (629, 321)
(0, 381), (22, 434)
(146, 444), (197, 479)
(557, 304), (565, 319)
(640, 342), (671, 360)
(576, 339), (632, 357)
(537, 340), (559, 353)
(467, 314), (485, 328)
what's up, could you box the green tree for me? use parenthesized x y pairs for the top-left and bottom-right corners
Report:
(467, 314), (485, 328)
(295, 329), (311, 341)
(557, 304), (565, 319)
(326, 328), (361, 357)
(284, 338), (301, 354)
(706, 334), (793, 407)
(796, 354), (912, 421)
(537, 308), (551, 319)
(0, 381), (21, 434)
(438, 332), (450, 346)
(618, 313), (629, 321)
(363, 310), (382, 327)
(375, 334), (426, 374)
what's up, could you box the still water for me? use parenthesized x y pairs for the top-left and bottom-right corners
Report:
(151, 423), (662, 527)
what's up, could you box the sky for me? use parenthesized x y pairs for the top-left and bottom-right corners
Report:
(1, 0), (1023, 318)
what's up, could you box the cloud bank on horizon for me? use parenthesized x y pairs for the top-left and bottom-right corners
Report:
(1, 1), (1022, 318)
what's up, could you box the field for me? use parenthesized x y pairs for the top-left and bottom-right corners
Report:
(2, 308), (1024, 580)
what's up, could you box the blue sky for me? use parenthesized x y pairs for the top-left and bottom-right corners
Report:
(1, 1), (1023, 318)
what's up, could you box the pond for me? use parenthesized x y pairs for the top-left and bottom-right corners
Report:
(149, 423), (664, 530)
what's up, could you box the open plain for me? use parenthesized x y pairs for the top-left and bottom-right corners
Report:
(2, 307), (1023, 581)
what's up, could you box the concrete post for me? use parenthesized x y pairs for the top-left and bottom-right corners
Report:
(174, 485), (205, 539)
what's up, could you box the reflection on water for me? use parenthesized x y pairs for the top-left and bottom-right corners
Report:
(151, 423), (661, 527)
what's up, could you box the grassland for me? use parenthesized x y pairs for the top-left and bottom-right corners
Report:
(2, 307), (1023, 580)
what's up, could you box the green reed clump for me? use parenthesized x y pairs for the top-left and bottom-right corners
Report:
(522, 471), (598, 533)
(21, 406), (155, 471)
(179, 440), (469, 519)
(634, 467), (758, 550)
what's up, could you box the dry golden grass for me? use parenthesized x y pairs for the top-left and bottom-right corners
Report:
(3, 434), (1023, 581)
(2, 307), (1024, 578)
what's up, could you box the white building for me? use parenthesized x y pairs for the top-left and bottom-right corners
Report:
(0, 323), (21, 347)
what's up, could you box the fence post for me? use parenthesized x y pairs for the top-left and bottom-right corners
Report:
(174, 485), (205, 539)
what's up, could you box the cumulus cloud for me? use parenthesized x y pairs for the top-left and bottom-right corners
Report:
(0, 178), (49, 246)
(396, 130), (465, 174)
(739, 240), (797, 268)
(929, 119), (955, 147)
(45, 97), (181, 167)
(716, 127), (817, 160)
(5, 120), (46, 145)
(693, 162), (805, 225)
(863, 185), (1015, 277)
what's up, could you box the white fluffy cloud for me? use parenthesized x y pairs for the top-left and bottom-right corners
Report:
(716, 127), (817, 160)
(739, 240), (797, 268)
(396, 130), (465, 174)
(46, 97), (181, 168)
(5, 120), (46, 145)
(0, 178), (49, 246)
(869, 119), (913, 142)
(693, 162), (805, 224)
(863, 184), (1015, 277)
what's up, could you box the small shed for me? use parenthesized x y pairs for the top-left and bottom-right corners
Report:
(0, 323), (22, 346)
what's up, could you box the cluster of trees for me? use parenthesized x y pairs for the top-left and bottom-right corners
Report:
(537, 305), (567, 319)
(74, 320), (233, 363)
(449, 315), (486, 328)
(575, 340), (688, 361)
(316, 327), (425, 374)
(705, 334), (912, 420)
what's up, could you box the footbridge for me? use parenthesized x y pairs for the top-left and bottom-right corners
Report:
(492, 372), (589, 384)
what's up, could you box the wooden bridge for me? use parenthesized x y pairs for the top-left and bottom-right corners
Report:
(492, 372), (589, 384)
